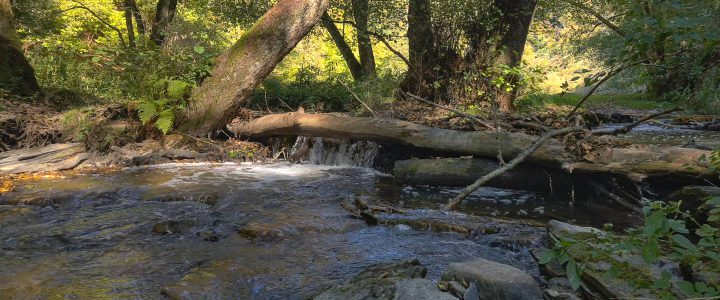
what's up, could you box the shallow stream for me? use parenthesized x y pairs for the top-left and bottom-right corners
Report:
(0, 163), (637, 299)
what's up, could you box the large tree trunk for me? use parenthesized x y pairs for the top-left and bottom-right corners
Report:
(178, 0), (331, 136)
(150, 0), (177, 45)
(492, 0), (537, 112)
(0, 0), (41, 97)
(352, 0), (376, 78)
(400, 0), (438, 99)
(321, 13), (364, 81)
(230, 112), (714, 180)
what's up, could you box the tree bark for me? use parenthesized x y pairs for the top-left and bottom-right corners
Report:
(352, 0), (376, 78)
(128, 0), (145, 35)
(230, 112), (714, 180)
(492, 0), (537, 112)
(178, 0), (331, 136)
(123, 0), (136, 48)
(0, 0), (41, 97)
(150, 0), (177, 45)
(321, 13), (364, 81)
(401, 0), (438, 99)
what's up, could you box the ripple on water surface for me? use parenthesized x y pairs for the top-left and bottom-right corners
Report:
(0, 163), (611, 299)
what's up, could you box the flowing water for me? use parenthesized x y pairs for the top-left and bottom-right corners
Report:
(0, 161), (638, 299)
(600, 122), (720, 148)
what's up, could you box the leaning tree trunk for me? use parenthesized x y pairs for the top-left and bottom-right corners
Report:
(0, 0), (41, 97)
(321, 13), (364, 81)
(492, 0), (537, 112)
(352, 0), (376, 78)
(177, 0), (331, 136)
(150, 0), (177, 45)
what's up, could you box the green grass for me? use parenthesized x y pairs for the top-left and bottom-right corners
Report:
(518, 93), (675, 112)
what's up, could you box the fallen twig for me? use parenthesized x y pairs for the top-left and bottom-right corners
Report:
(444, 126), (585, 210)
(405, 93), (495, 130)
(592, 107), (682, 136)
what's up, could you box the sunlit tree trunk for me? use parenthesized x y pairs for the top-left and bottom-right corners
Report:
(128, 0), (145, 35)
(151, 0), (177, 45)
(352, 0), (376, 78)
(0, 0), (41, 97)
(178, 0), (332, 136)
(321, 13), (364, 81)
(123, 0), (136, 48)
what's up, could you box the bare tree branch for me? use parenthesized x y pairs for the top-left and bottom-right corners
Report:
(332, 19), (411, 68)
(444, 125), (585, 210)
(55, 1), (127, 47)
(566, 0), (624, 37)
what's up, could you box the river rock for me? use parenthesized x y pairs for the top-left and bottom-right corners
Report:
(149, 192), (219, 206)
(441, 257), (543, 300)
(237, 221), (299, 240)
(547, 220), (605, 239)
(314, 259), (457, 300)
(152, 219), (197, 234)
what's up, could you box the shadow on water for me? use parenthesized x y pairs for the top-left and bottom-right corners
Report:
(0, 163), (633, 299)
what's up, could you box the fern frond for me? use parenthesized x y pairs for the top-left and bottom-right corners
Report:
(167, 80), (192, 100)
(138, 98), (159, 124)
(155, 109), (175, 135)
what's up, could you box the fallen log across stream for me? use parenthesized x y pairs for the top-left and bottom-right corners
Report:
(230, 112), (715, 181)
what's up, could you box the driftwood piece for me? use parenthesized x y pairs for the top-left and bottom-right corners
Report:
(230, 112), (713, 179)
(0, 143), (89, 175)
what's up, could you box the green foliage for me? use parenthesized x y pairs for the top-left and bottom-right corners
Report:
(61, 109), (92, 141)
(137, 79), (193, 134)
(541, 201), (720, 298)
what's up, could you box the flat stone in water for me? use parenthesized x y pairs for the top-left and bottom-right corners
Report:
(441, 257), (543, 300)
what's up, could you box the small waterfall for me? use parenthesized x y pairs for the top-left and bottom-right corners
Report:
(307, 137), (379, 168)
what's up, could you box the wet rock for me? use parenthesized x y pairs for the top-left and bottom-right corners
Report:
(380, 217), (500, 236)
(237, 221), (299, 241)
(441, 257), (543, 300)
(314, 260), (457, 300)
(131, 154), (171, 166)
(446, 280), (466, 297)
(463, 282), (479, 300)
(198, 230), (220, 242)
(152, 219), (197, 235)
(393, 279), (458, 300)
(547, 220), (605, 239)
(150, 192), (219, 206)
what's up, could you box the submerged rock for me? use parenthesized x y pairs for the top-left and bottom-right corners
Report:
(441, 257), (542, 300)
(152, 219), (197, 235)
(237, 221), (299, 241)
(314, 259), (457, 300)
(149, 192), (219, 206)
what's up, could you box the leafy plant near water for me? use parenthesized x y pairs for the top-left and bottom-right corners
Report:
(137, 79), (193, 135)
(540, 201), (720, 299)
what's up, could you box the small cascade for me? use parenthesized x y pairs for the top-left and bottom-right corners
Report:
(307, 137), (379, 168)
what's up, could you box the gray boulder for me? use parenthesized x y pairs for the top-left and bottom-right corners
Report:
(441, 257), (542, 300)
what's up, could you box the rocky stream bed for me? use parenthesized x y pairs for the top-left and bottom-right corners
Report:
(0, 163), (643, 299)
